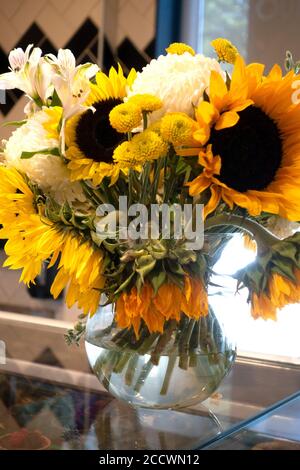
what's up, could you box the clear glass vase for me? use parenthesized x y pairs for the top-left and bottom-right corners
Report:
(85, 301), (236, 410)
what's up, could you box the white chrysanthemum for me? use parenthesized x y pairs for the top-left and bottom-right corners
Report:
(3, 110), (85, 204)
(127, 52), (224, 121)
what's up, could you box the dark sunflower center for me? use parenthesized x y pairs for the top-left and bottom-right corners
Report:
(209, 105), (282, 192)
(75, 98), (124, 164)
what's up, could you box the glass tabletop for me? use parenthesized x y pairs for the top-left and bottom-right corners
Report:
(203, 392), (300, 450)
(1, 315), (300, 450)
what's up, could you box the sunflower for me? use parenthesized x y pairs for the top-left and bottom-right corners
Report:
(251, 269), (300, 320)
(65, 65), (136, 186)
(0, 167), (104, 314)
(187, 56), (300, 221)
(236, 232), (300, 320)
(116, 277), (208, 337)
(50, 236), (105, 315)
(0, 167), (65, 284)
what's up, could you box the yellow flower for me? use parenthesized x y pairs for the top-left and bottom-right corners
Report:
(166, 42), (195, 56)
(211, 38), (238, 64)
(50, 236), (105, 315)
(251, 292), (277, 321)
(109, 102), (141, 133)
(0, 166), (104, 315)
(236, 233), (300, 321)
(65, 64), (137, 186)
(131, 130), (168, 161)
(160, 112), (199, 147)
(191, 56), (254, 147)
(128, 94), (163, 113)
(187, 56), (300, 221)
(86, 64), (137, 105)
(112, 141), (141, 170)
(42, 106), (63, 140)
(147, 119), (170, 156)
(0, 167), (57, 284)
(113, 130), (168, 167)
(251, 270), (300, 321)
(116, 277), (208, 336)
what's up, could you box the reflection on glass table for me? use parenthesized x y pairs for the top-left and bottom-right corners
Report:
(1, 354), (300, 450)
(203, 392), (300, 450)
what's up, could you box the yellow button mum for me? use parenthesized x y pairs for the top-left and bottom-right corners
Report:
(160, 112), (199, 147)
(109, 102), (142, 133)
(211, 38), (238, 64)
(166, 42), (195, 56)
(132, 130), (168, 161)
(128, 94), (163, 113)
(113, 130), (168, 166)
(113, 141), (140, 169)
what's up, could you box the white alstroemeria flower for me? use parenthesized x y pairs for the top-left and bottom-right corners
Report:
(45, 48), (99, 154)
(52, 72), (90, 119)
(46, 49), (99, 119)
(9, 44), (34, 73)
(0, 44), (53, 106)
(46, 48), (99, 82)
(46, 49), (76, 82)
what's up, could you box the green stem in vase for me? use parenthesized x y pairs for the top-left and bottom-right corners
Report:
(150, 319), (177, 365)
(113, 351), (132, 374)
(160, 353), (177, 395)
(133, 360), (154, 393)
(136, 332), (160, 354)
(101, 351), (120, 390)
(110, 327), (130, 345)
(205, 315), (216, 353)
(178, 319), (196, 370)
(189, 353), (197, 368)
(190, 320), (200, 349)
(124, 354), (139, 387)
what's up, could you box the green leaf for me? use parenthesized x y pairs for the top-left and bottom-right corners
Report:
(274, 243), (297, 261)
(2, 119), (27, 128)
(135, 256), (157, 282)
(114, 272), (135, 295)
(51, 89), (62, 107)
(166, 258), (185, 276)
(271, 261), (297, 282)
(176, 158), (191, 175)
(150, 270), (167, 294)
(20, 148), (60, 159)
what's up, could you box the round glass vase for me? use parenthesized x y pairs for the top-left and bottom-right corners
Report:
(85, 302), (236, 410)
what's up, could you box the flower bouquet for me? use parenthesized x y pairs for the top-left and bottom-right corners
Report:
(1, 39), (300, 409)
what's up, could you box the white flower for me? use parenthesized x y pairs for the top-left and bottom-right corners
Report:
(9, 44), (34, 72)
(0, 44), (52, 104)
(127, 52), (224, 122)
(46, 49), (98, 82)
(3, 110), (85, 204)
(52, 73), (90, 120)
(46, 49), (99, 119)
(45, 49), (100, 153)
